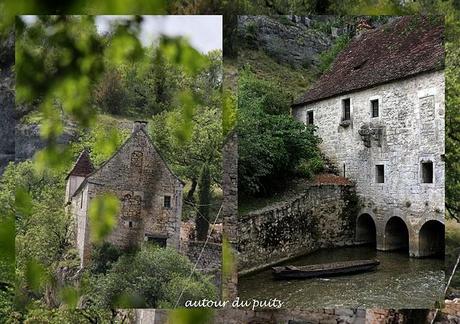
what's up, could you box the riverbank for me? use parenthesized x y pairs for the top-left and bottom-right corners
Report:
(238, 246), (444, 309)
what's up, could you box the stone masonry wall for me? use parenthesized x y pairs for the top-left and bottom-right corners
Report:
(180, 240), (222, 290)
(180, 240), (222, 273)
(293, 71), (445, 256)
(238, 184), (357, 273)
(133, 308), (366, 324)
(71, 128), (183, 266)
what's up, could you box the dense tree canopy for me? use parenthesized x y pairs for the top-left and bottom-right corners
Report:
(238, 71), (323, 196)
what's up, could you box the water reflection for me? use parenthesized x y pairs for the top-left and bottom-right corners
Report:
(238, 246), (444, 309)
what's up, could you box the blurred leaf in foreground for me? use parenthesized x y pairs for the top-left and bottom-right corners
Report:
(88, 193), (120, 244)
(25, 259), (48, 292)
(168, 308), (214, 324)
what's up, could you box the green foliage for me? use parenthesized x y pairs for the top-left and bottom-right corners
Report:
(221, 236), (236, 300)
(168, 308), (214, 324)
(88, 193), (120, 244)
(239, 71), (292, 115)
(88, 242), (122, 275)
(196, 164), (211, 241)
(316, 34), (350, 76)
(237, 49), (313, 100)
(20, 308), (113, 324)
(222, 89), (237, 135)
(296, 156), (325, 178)
(238, 70), (322, 195)
(87, 245), (216, 308)
(93, 68), (128, 115)
(71, 116), (130, 166)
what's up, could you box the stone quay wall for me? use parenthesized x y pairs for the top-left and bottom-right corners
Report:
(238, 183), (358, 273)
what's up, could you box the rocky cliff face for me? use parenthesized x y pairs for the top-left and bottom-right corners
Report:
(0, 31), (15, 173)
(15, 122), (78, 162)
(238, 16), (332, 69)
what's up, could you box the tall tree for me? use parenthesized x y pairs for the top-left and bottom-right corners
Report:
(196, 164), (211, 241)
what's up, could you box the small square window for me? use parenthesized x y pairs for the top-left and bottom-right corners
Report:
(145, 235), (167, 247)
(342, 98), (351, 121)
(371, 99), (379, 118)
(376, 165), (384, 183)
(128, 221), (133, 228)
(164, 195), (171, 208)
(307, 111), (314, 125)
(421, 161), (433, 183)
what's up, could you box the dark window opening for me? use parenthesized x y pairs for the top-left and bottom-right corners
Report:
(342, 98), (351, 121)
(376, 165), (384, 183)
(146, 235), (167, 247)
(371, 99), (379, 117)
(128, 221), (133, 228)
(307, 111), (314, 125)
(421, 161), (434, 183)
(164, 195), (171, 208)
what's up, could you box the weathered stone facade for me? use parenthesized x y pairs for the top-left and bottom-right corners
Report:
(293, 70), (445, 257)
(238, 183), (357, 273)
(221, 131), (239, 299)
(67, 122), (183, 267)
(133, 308), (366, 324)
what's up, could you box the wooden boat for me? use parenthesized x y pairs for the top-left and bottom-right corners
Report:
(272, 259), (380, 280)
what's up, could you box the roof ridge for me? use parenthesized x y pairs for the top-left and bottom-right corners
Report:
(293, 15), (444, 106)
(66, 149), (95, 179)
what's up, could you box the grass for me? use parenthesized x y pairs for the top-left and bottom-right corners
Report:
(236, 49), (315, 100)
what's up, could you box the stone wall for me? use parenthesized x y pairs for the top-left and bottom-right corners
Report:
(180, 240), (222, 290)
(133, 308), (366, 324)
(180, 240), (222, 273)
(238, 183), (357, 273)
(221, 131), (239, 299)
(293, 71), (445, 257)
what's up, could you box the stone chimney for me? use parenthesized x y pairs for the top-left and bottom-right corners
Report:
(132, 120), (148, 133)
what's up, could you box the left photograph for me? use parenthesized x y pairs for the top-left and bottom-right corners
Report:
(12, 15), (223, 314)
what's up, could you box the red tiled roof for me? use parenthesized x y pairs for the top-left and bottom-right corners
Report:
(312, 173), (352, 186)
(293, 16), (444, 106)
(66, 150), (95, 179)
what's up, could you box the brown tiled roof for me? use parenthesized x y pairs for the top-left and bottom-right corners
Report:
(293, 16), (444, 106)
(66, 150), (95, 179)
(312, 173), (352, 186)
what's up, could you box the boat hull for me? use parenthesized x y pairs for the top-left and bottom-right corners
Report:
(272, 259), (380, 280)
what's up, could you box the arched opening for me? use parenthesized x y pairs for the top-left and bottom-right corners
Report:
(419, 220), (444, 258)
(356, 213), (376, 245)
(384, 216), (409, 252)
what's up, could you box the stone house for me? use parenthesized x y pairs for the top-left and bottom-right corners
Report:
(66, 121), (184, 267)
(292, 16), (445, 257)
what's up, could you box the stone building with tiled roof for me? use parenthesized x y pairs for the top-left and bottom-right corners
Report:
(292, 16), (445, 258)
(66, 121), (183, 267)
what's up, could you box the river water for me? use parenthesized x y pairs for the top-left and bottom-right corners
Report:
(238, 246), (445, 309)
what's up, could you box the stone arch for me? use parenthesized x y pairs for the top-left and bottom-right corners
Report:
(356, 213), (376, 245)
(384, 216), (409, 252)
(418, 220), (444, 257)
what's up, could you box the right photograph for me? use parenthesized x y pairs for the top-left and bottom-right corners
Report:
(236, 15), (445, 309)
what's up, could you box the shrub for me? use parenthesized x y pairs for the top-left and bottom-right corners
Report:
(86, 245), (216, 308)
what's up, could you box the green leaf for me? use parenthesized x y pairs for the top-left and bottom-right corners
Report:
(15, 187), (33, 219)
(25, 259), (48, 292)
(88, 193), (120, 244)
(59, 286), (79, 308)
(167, 308), (214, 324)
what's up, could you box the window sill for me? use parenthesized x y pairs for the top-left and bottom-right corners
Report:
(339, 120), (351, 127)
